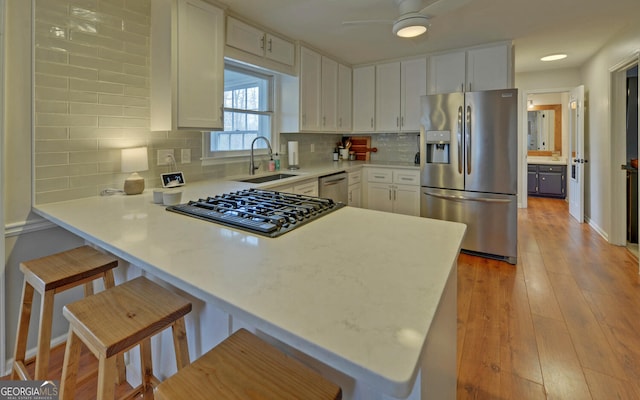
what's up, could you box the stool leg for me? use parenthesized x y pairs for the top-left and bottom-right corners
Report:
(140, 338), (154, 399)
(34, 290), (55, 380)
(97, 354), (117, 400)
(60, 327), (82, 400)
(12, 280), (34, 380)
(172, 317), (190, 370)
(102, 269), (127, 384)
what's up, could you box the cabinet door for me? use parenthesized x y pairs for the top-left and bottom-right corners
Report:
(294, 180), (319, 197)
(375, 62), (401, 132)
(177, 0), (224, 129)
(393, 184), (420, 216)
(401, 58), (427, 132)
(226, 17), (264, 57)
(321, 56), (338, 131)
(265, 33), (295, 66)
(299, 46), (322, 131)
(427, 51), (466, 95)
(337, 63), (352, 132)
(348, 183), (361, 207)
(466, 44), (510, 91)
(538, 172), (563, 196)
(527, 170), (538, 194)
(352, 66), (375, 131)
(367, 183), (393, 213)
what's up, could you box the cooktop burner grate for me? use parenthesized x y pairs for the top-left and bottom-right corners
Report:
(166, 188), (344, 237)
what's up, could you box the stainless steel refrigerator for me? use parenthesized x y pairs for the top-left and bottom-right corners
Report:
(420, 89), (518, 264)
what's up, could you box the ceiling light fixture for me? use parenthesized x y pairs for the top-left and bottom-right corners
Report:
(540, 53), (567, 62)
(392, 13), (429, 38)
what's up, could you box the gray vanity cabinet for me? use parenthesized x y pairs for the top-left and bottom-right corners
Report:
(528, 164), (566, 199)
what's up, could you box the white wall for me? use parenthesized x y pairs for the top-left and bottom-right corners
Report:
(580, 23), (640, 239)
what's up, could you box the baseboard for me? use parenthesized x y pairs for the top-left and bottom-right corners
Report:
(2, 332), (68, 378)
(585, 215), (610, 243)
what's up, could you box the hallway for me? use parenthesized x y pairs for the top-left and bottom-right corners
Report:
(457, 197), (640, 399)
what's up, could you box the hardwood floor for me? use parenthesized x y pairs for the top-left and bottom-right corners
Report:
(457, 197), (640, 399)
(3, 197), (639, 399)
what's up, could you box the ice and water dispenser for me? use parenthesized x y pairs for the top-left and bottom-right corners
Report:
(425, 131), (451, 164)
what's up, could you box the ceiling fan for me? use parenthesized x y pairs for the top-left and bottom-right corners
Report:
(342, 0), (472, 38)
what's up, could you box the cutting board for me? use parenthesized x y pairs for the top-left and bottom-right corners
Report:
(350, 136), (373, 161)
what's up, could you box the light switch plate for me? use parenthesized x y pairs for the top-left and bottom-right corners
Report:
(181, 149), (191, 164)
(157, 149), (174, 165)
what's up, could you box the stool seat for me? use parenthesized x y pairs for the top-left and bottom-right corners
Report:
(155, 328), (342, 400)
(12, 245), (119, 381)
(61, 276), (192, 400)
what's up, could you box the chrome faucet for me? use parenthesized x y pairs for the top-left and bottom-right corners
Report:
(249, 137), (273, 175)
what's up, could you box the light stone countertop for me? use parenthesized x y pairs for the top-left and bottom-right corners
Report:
(33, 166), (464, 398)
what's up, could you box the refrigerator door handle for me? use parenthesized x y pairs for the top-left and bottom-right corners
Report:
(423, 191), (512, 203)
(466, 105), (472, 175)
(457, 106), (463, 174)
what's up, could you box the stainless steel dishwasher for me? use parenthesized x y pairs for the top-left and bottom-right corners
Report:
(318, 172), (348, 204)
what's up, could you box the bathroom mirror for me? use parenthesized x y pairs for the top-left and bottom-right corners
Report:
(527, 104), (562, 156)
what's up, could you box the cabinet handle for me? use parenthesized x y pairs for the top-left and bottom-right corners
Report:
(468, 83), (472, 92)
(260, 36), (265, 50)
(461, 83), (464, 92)
(396, 117), (399, 127)
(268, 38), (272, 52)
(401, 116), (404, 127)
(371, 117), (374, 128)
(389, 189), (392, 200)
(393, 189), (397, 201)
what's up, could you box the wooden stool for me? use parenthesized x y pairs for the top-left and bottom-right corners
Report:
(155, 328), (342, 400)
(60, 276), (192, 400)
(12, 245), (119, 380)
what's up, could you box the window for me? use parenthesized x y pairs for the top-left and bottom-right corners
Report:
(205, 63), (274, 158)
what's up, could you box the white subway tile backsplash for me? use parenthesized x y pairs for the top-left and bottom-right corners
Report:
(35, 74), (69, 89)
(98, 47), (146, 66)
(36, 48), (69, 63)
(69, 127), (125, 139)
(36, 153), (70, 166)
(36, 100), (68, 114)
(37, 36), (98, 57)
(36, 187), (99, 204)
(36, 87), (70, 101)
(99, 93), (147, 106)
(98, 116), (147, 128)
(35, 139), (98, 153)
(98, 70), (147, 87)
(70, 78), (123, 94)
(69, 90), (98, 103)
(70, 30), (124, 51)
(69, 53), (123, 72)
(123, 107), (149, 118)
(70, 102), (122, 116)
(36, 177), (70, 192)
(36, 127), (69, 140)
(37, 113), (98, 127)
(36, 61), (98, 81)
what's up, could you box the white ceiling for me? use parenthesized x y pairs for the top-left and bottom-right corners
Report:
(215, 0), (640, 73)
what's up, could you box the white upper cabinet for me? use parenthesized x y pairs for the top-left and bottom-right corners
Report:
(299, 46), (322, 131)
(226, 16), (295, 68)
(352, 65), (375, 132)
(375, 62), (401, 132)
(151, 0), (224, 131)
(427, 42), (512, 94)
(321, 56), (338, 131)
(375, 58), (426, 133)
(337, 63), (352, 132)
(400, 57), (427, 132)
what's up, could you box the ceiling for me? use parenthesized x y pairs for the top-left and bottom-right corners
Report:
(215, 0), (640, 73)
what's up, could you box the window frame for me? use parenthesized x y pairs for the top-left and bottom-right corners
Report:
(203, 61), (276, 161)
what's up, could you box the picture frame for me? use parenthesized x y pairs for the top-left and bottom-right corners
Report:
(161, 171), (186, 188)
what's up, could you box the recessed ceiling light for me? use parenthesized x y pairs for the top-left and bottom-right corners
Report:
(540, 54), (568, 62)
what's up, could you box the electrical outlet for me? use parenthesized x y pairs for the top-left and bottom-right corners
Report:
(310, 143), (315, 153)
(181, 149), (191, 164)
(157, 149), (174, 166)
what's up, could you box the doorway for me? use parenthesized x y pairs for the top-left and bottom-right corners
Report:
(610, 54), (639, 266)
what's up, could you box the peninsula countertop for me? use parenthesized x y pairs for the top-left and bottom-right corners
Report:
(33, 176), (465, 398)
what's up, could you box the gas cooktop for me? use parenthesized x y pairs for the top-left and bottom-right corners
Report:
(166, 188), (344, 237)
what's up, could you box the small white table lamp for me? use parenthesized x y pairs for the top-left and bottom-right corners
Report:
(121, 147), (148, 195)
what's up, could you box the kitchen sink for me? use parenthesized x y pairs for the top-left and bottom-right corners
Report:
(238, 173), (298, 184)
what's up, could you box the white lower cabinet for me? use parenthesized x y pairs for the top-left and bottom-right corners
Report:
(366, 168), (420, 216)
(293, 180), (319, 197)
(347, 170), (362, 208)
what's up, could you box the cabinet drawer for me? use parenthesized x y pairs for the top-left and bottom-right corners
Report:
(393, 170), (420, 185)
(527, 164), (537, 172)
(294, 180), (318, 197)
(348, 170), (362, 185)
(367, 169), (393, 183)
(538, 165), (564, 173)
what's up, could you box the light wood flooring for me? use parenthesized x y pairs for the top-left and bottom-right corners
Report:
(457, 196), (640, 399)
(3, 196), (640, 399)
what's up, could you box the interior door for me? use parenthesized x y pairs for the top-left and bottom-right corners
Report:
(568, 85), (585, 223)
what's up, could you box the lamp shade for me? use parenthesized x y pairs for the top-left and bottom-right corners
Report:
(121, 147), (149, 173)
